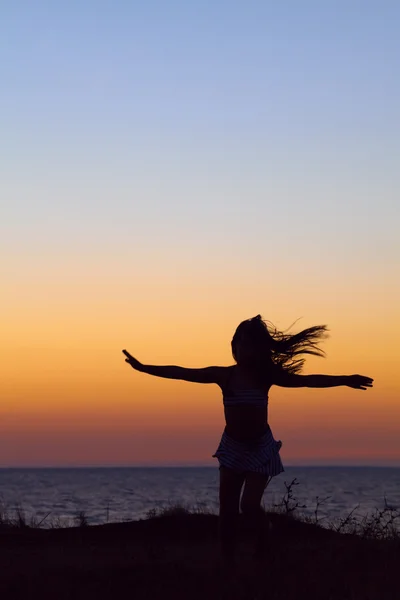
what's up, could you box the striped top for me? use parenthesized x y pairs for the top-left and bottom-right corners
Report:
(223, 388), (268, 409)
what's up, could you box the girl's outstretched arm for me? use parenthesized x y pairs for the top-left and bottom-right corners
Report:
(274, 371), (373, 390)
(122, 350), (227, 385)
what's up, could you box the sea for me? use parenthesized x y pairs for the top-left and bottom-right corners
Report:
(0, 467), (399, 528)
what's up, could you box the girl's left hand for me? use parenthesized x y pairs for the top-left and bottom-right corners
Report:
(122, 349), (144, 372)
(347, 374), (374, 390)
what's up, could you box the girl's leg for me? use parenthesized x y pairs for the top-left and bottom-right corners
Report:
(219, 466), (245, 564)
(240, 472), (271, 557)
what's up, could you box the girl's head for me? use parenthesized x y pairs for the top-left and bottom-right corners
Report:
(231, 315), (273, 367)
(231, 314), (328, 375)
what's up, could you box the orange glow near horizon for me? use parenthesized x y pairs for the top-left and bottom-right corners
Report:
(2, 264), (400, 467)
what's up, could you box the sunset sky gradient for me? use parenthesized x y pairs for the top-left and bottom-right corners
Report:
(1, 1), (399, 466)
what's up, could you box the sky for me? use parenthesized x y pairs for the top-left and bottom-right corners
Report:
(1, 1), (399, 467)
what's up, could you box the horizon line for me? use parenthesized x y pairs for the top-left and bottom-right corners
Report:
(1, 463), (400, 469)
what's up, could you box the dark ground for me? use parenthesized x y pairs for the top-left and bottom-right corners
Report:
(0, 512), (398, 600)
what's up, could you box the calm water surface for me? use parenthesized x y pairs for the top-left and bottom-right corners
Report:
(0, 467), (399, 526)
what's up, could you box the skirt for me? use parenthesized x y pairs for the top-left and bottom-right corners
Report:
(213, 426), (284, 477)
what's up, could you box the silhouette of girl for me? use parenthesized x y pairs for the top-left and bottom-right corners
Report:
(122, 315), (373, 564)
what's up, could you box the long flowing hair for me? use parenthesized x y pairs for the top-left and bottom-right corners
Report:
(231, 314), (328, 376)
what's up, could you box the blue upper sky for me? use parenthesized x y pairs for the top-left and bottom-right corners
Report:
(1, 1), (399, 274)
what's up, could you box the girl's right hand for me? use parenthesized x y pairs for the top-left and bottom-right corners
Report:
(122, 349), (144, 372)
